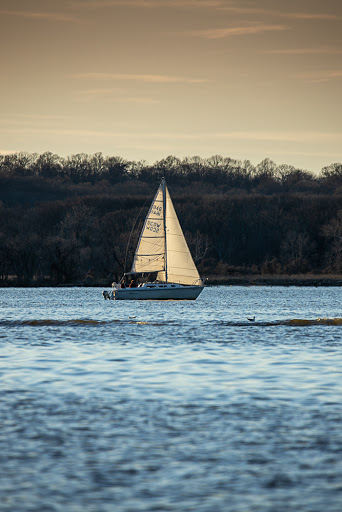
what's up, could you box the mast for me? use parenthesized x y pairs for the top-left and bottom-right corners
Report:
(162, 177), (168, 283)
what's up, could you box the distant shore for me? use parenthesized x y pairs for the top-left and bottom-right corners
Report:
(204, 274), (342, 287)
(1, 274), (342, 287)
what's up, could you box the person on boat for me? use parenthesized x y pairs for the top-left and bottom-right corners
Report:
(121, 281), (126, 288)
(129, 280), (137, 288)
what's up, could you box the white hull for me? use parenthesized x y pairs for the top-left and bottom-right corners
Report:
(112, 283), (203, 300)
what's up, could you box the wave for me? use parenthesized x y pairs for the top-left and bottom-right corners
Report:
(0, 319), (108, 326)
(221, 318), (342, 327)
(286, 318), (342, 326)
(0, 319), (165, 327)
(1, 318), (342, 327)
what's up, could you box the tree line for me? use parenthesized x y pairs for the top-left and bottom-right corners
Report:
(1, 151), (342, 285)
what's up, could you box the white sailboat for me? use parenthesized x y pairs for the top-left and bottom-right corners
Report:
(107, 178), (204, 300)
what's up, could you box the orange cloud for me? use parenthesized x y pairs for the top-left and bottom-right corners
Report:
(73, 73), (208, 83)
(76, 89), (161, 104)
(290, 12), (341, 21)
(264, 47), (342, 55)
(190, 24), (288, 39)
(0, 9), (80, 22)
(71, 0), (222, 8)
(298, 70), (342, 83)
(218, 5), (342, 21)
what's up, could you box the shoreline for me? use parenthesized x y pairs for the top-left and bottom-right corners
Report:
(204, 274), (342, 287)
(1, 274), (342, 287)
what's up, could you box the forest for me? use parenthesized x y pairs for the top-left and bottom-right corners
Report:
(1, 151), (342, 286)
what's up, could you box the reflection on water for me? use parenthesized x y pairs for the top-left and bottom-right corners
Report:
(1, 286), (342, 511)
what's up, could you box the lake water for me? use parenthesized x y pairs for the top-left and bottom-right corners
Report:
(1, 286), (342, 512)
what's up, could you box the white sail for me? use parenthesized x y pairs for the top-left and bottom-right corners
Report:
(131, 183), (165, 274)
(131, 179), (201, 286)
(156, 185), (201, 285)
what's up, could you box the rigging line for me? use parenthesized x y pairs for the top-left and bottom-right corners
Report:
(123, 182), (160, 273)
(162, 178), (168, 283)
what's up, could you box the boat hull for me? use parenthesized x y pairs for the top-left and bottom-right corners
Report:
(112, 284), (204, 300)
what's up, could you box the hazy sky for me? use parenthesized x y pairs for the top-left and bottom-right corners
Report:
(1, 0), (341, 172)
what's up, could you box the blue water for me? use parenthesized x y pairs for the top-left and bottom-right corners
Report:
(1, 286), (342, 511)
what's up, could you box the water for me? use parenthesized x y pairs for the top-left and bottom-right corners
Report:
(1, 286), (342, 511)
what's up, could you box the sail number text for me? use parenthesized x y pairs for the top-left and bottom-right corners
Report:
(151, 205), (162, 217)
(146, 220), (161, 233)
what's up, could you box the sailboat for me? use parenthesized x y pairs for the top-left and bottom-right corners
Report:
(108, 178), (204, 300)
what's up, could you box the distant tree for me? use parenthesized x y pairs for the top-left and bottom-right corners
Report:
(64, 153), (92, 183)
(322, 210), (342, 272)
(254, 158), (278, 180)
(32, 152), (64, 178)
(251, 158), (281, 193)
(103, 156), (129, 183)
(181, 156), (205, 178)
(321, 163), (342, 179)
(153, 155), (182, 183)
(280, 230), (312, 273)
(0, 152), (35, 176)
(187, 230), (210, 263)
(0, 232), (42, 284)
(89, 152), (106, 181)
(46, 235), (80, 283)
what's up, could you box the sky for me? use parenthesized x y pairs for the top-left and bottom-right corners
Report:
(0, 0), (341, 173)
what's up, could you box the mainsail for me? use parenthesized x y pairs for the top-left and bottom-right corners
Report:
(131, 183), (165, 274)
(131, 180), (201, 286)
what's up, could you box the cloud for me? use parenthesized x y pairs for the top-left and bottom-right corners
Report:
(70, 1), (342, 22)
(2, 126), (341, 144)
(299, 70), (342, 84)
(216, 131), (342, 143)
(263, 47), (342, 55)
(117, 97), (161, 104)
(77, 88), (116, 96)
(14, 114), (73, 121)
(70, 0), (222, 9)
(0, 9), (80, 22)
(218, 5), (342, 21)
(0, 116), (73, 126)
(190, 24), (288, 39)
(73, 73), (207, 83)
(76, 89), (161, 103)
(290, 12), (341, 21)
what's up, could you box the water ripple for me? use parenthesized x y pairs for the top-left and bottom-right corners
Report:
(1, 287), (342, 511)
